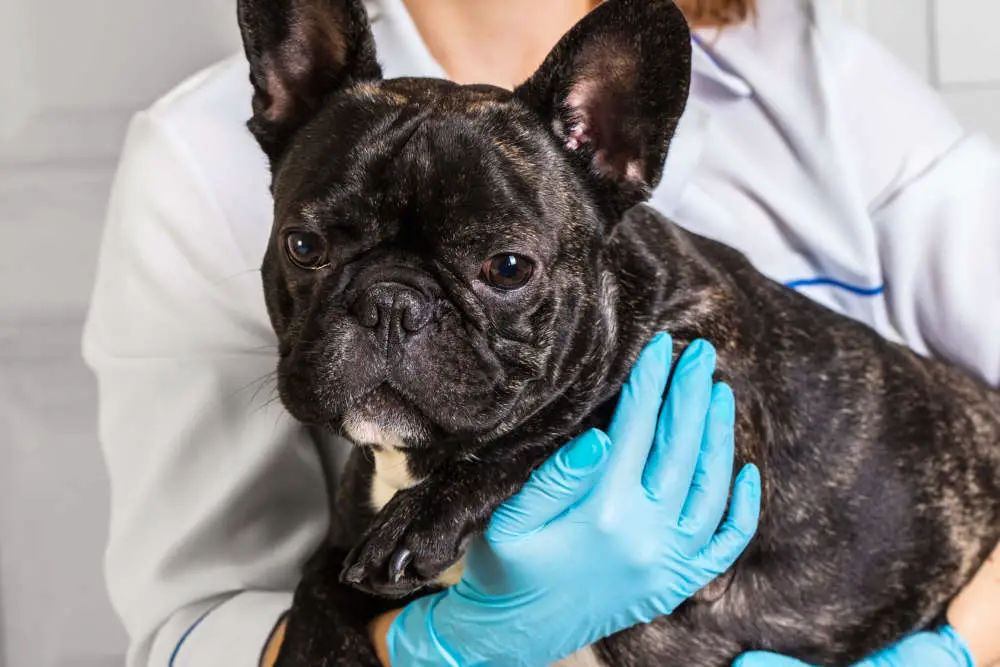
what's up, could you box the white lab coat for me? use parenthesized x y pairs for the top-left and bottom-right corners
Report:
(81, 0), (1000, 665)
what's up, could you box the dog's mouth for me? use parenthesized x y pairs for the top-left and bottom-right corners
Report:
(276, 309), (530, 444)
(338, 384), (434, 447)
(334, 376), (523, 449)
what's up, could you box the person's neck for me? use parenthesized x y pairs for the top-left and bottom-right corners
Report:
(401, 0), (597, 88)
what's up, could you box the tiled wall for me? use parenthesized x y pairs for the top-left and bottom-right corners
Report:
(845, 0), (1000, 143)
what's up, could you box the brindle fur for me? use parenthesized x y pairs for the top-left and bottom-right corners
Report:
(233, 0), (1000, 665)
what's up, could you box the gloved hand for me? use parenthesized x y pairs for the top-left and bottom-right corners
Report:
(734, 626), (975, 667)
(387, 333), (762, 667)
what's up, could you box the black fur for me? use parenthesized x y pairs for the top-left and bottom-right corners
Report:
(234, 0), (1000, 665)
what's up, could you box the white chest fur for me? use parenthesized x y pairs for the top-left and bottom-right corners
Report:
(347, 419), (469, 587)
(368, 447), (468, 587)
(369, 447), (415, 509)
(342, 419), (415, 509)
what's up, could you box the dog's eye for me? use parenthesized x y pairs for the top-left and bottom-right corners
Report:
(481, 254), (535, 290)
(284, 231), (328, 270)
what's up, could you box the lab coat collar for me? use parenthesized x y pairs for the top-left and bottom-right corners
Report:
(691, 33), (754, 98)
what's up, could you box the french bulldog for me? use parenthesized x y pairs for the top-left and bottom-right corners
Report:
(235, 0), (1000, 665)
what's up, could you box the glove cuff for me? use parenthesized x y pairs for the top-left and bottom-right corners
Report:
(939, 625), (976, 667)
(386, 593), (463, 667)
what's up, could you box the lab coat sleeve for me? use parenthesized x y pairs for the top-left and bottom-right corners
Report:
(872, 135), (1000, 388)
(82, 110), (329, 666)
(828, 19), (1000, 388)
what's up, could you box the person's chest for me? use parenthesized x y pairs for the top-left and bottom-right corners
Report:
(645, 27), (903, 344)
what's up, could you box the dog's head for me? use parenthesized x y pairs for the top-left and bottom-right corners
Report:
(238, 0), (691, 449)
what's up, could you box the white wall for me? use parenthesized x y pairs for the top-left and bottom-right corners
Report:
(0, 0), (241, 166)
(840, 0), (1000, 142)
(0, 3), (242, 667)
(0, 0), (242, 316)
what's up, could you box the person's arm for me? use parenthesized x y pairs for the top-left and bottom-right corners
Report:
(947, 542), (1000, 667)
(871, 131), (1000, 388)
(826, 4), (1000, 387)
(261, 617), (291, 667)
(83, 109), (329, 667)
(368, 610), (401, 667)
(263, 614), (399, 667)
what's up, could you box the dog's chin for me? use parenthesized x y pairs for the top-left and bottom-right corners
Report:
(339, 386), (433, 448)
(334, 381), (525, 449)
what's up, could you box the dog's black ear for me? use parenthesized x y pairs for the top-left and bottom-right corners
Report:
(514, 0), (691, 215)
(237, 0), (382, 163)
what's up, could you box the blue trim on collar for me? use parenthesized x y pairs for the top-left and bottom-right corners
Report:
(691, 35), (753, 97)
(169, 607), (217, 666)
(785, 277), (885, 297)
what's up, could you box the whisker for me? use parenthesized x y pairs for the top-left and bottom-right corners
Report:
(211, 267), (263, 288)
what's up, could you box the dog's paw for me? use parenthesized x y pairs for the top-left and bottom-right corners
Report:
(340, 482), (471, 597)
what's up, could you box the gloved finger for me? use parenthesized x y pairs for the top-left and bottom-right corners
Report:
(486, 429), (611, 542)
(678, 382), (737, 546)
(602, 332), (673, 488)
(386, 593), (454, 667)
(852, 627), (975, 667)
(641, 339), (716, 518)
(696, 463), (761, 571)
(732, 652), (812, 666)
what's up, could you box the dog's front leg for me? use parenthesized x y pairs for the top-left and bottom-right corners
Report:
(275, 543), (414, 667)
(339, 442), (550, 598)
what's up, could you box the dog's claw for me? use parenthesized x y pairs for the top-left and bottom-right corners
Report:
(389, 548), (413, 583)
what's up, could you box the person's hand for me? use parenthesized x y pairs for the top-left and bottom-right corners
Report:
(734, 626), (975, 667)
(385, 333), (762, 667)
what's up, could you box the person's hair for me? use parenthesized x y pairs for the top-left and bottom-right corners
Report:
(673, 0), (756, 28)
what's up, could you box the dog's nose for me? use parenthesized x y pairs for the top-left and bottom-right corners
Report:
(353, 283), (432, 338)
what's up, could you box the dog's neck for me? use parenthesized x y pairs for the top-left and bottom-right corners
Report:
(595, 206), (738, 390)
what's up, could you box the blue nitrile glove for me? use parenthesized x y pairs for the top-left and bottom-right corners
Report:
(734, 626), (975, 667)
(387, 334), (762, 667)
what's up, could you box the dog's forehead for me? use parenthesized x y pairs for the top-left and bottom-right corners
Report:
(349, 77), (514, 110)
(316, 78), (535, 151)
(280, 80), (571, 239)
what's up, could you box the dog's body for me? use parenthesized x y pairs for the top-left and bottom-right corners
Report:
(316, 205), (1000, 667)
(233, 0), (1000, 665)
